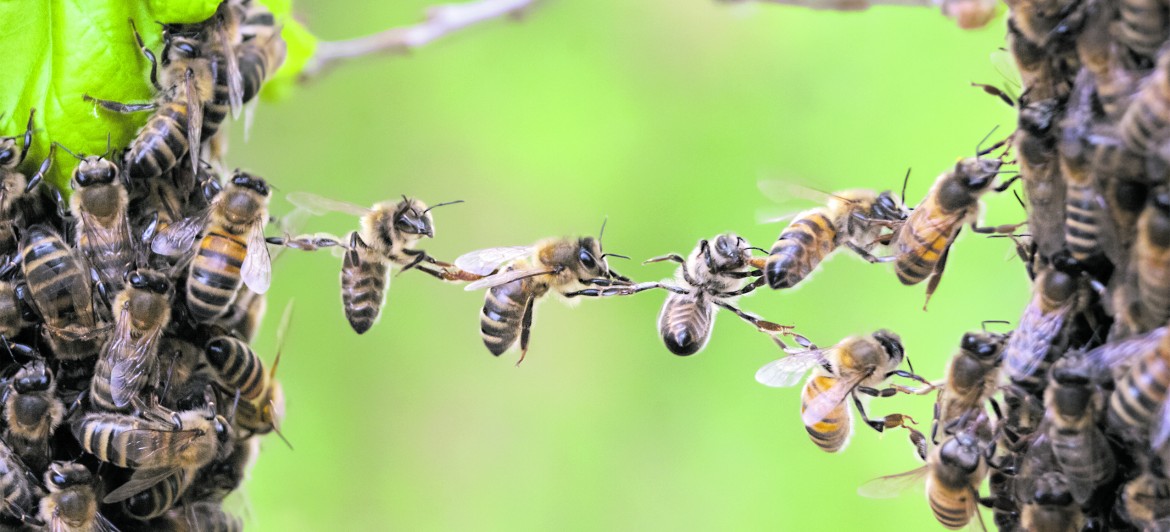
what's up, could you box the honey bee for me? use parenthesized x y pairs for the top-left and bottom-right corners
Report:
(1107, 325), (1170, 447)
(932, 329), (1006, 443)
(2, 359), (64, 474)
(91, 269), (173, 410)
(761, 186), (906, 290)
(237, 0), (286, 106)
(121, 468), (193, 520)
(286, 192), (463, 334)
(73, 405), (232, 502)
(1020, 472), (1085, 532)
(0, 279), (32, 342)
(19, 225), (107, 359)
(1006, 18), (1074, 102)
(39, 462), (117, 532)
(859, 429), (989, 530)
(1059, 71), (1116, 264)
(1016, 97), (1067, 258)
(153, 171), (272, 322)
(154, 501), (243, 532)
(0, 438), (40, 525)
(756, 330), (930, 456)
(1120, 470), (1170, 530)
(0, 109), (52, 254)
(1002, 262), (1079, 389)
(51, 144), (136, 293)
(589, 234), (792, 356)
(1122, 189), (1170, 333)
(184, 436), (258, 503)
(887, 140), (1018, 308)
(1119, 50), (1170, 159)
(85, 20), (213, 178)
(211, 287), (266, 342)
(457, 232), (632, 365)
(205, 301), (291, 442)
(1115, 0), (1169, 69)
(1034, 355), (1115, 504)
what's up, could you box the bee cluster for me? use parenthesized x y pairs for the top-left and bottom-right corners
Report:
(0, 0), (288, 529)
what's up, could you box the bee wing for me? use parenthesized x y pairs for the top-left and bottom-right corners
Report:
(286, 191), (371, 217)
(241, 222), (273, 294)
(455, 246), (535, 276)
(93, 512), (120, 532)
(184, 70), (203, 174)
(109, 325), (162, 409)
(221, 27), (244, 118)
(1004, 299), (1071, 379)
(988, 48), (1022, 101)
(754, 351), (826, 388)
(78, 209), (133, 282)
(151, 211), (209, 257)
(1083, 326), (1165, 376)
(856, 465), (928, 499)
(801, 371), (866, 429)
(464, 267), (556, 291)
(102, 466), (180, 503)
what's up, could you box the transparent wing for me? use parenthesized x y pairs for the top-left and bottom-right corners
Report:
(77, 209), (133, 278)
(108, 316), (162, 409)
(221, 26), (244, 118)
(1084, 326), (1165, 374)
(286, 191), (370, 217)
(1003, 298), (1071, 379)
(801, 372), (866, 429)
(758, 179), (847, 206)
(184, 70), (203, 174)
(241, 223), (273, 294)
(103, 466), (180, 503)
(754, 351), (827, 388)
(93, 511), (120, 532)
(151, 211), (209, 257)
(989, 48), (1022, 101)
(857, 466), (927, 499)
(464, 267), (555, 291)
(455, 246), (535, 276)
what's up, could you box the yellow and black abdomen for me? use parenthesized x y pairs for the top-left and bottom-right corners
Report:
(926, 477), (975, 530)
(1108, 346), (1170, 438)
(1117, 0), (1169, 61)
(120, 468), (192, 519)
(187, 229), (247, 322)
(893, 209), (958, 285)
(800, 374), (851, 453)
(765, 210), (838, 289)
(126, 101), (189, 179)
(201, 54), (232, 141)
(657, 292), (712, 356)
(480, 271), (530, 356)
(1064, 181), (1103, 262)
(340, 235), (388, 335)
(205, 336), (266, 403)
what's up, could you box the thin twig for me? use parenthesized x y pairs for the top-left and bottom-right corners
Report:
(300, 0), (539, 81)
(718, 0), (935, 11)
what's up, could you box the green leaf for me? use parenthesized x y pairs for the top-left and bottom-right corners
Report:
(0, 0), (315, 193)
(256, 0), (318, 101)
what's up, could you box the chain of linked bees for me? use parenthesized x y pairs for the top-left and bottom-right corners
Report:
(3, 0), (1170, 530)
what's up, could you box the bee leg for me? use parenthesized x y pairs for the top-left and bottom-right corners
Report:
(969, 220), (1025, 234)
(714, 276), (767, 297)
(842, 241), (895, 264)
(565, 282), (677, 298)
(515, 296), (536, 367)
(885, 369), (937, 391)
(19, 109), (34, 164)
(128, 19), (162, 91)
(931, 402), (940, 444)
(711, 299), (792, 333)
(644, 253), (686, 265)
(922, 240), (954, 311)
(850, 392), (890, 433)
(82, 94), (158, 114)
(25, 143), (54, 193)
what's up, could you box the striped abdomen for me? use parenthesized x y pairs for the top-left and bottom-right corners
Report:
(1117, 0), (1169, 61)
(926, 477), (975, 530)
(1136, 203), (1170, 329)
(74, 414), (141, 467)
(340, 237), (388, 334)
(1049, 429), (1113, 502)
(5, 392), (61, 473)
(765, 210), (838, 289)
(201, 53), (232, 141)
(162, 501), (243, 532)
(126, 101), (189, 179)
(0, 442), (36, 520)
(188, 229), (248, 322)
(121, 468), (192, 519)
(657, 292), (713, 356)
(0, 282), (24, 338)
(89, 357), (129, 413)
(21, 227), (91, 325)
(894, 207), (962, 285)
(480, 271), (532, 356)
(1064, 182), (1103, 261)
(1108, 344), (1170, 440)
(800, 374), (851, 453)
(205, 336), (267, 403)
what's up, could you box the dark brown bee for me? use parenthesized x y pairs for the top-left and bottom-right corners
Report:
(0, 109), (53, 256)
(237, 0), (286, 106)
(39, 462), (117, 532)
(1036, 356), (1115, 504)
(1020, 472), (1085, 532)
(90, 269), (173, 411)
(1016, 97), (1067, 258)
(932, 329), (1006, 442)
(0, 435), (40, 525)
(3, 359), (64, 474)
(1059, 71), (1115, 264)
(1003, 263), (1079, 389)
(19, 225), (107, 360)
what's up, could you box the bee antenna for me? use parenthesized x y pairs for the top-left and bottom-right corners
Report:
(271, 301), (293, 380)
(51, 141), (84, 161)
(271, 417), (294, 450)
(747, 246), (768, 254)
(900, 168), (911, 206)
(598, 216), (608, 244)
(104, 133), (112, 159)
(981, 319), (1011, 332)
(1012, 189), (1027, 210)
(975, 125), (1000, 156)
(600, 253), (630, 260)
(228, 388), (240, 423)
(422, 199), (464, 213)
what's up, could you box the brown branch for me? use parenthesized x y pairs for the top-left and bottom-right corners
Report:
(718, 0), (935, 11)
(299, 0), (539, 81)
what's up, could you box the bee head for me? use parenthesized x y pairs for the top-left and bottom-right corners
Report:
(13, 360), (51, 394)
(392, 197), (434, 238)
(1049, 356), (1091, 386)
(0, 137), (16, 168)
(938, 431), (982, 474)
(46, 462), (92, 490)
(124, 269), (173, 297)
(1019, 98), (1058, 135)
(871, 191), (906, 221)
(708, 233), (749, 272)
(74, 156), (118, 187)
(872, 329), (904, 364)
(575, 237), (605, 276)
(163, 26), (204, 63)
(230, 171), (270, 196)
(960, 332), (1004, 361)
(1032, 473), (1074, 507)
(937, 157), (1001, 211)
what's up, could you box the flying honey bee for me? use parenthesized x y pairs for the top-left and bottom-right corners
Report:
(19, 225), (108, 360)
(932, 329), (1006, 443)
(885, 137), (1020, 308)
(1019, 472), (1085, 532)
(53, 144), (135, 293)
(756, 330), (930, 456)
(38, 461), (117, 532)
(0, 433), (40, 526)
(285, 192), (463, 334)
(85, 20), (213, 178)
(584, 233), (792, 355)
(1033, 355), (1115, 504)
(91, 269), (173, 411)
(3, 359), (64, 474)
(73, 405), (233, 503)
(760, 185), (907, 290)
(152, 170), (272, 322)
(457, 231), (632, 365)
(859, 429), (990, 530)
(1002, 261), (1080, 389)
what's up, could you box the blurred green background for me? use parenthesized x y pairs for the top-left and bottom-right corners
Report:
(231, 1), (1025, 530)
